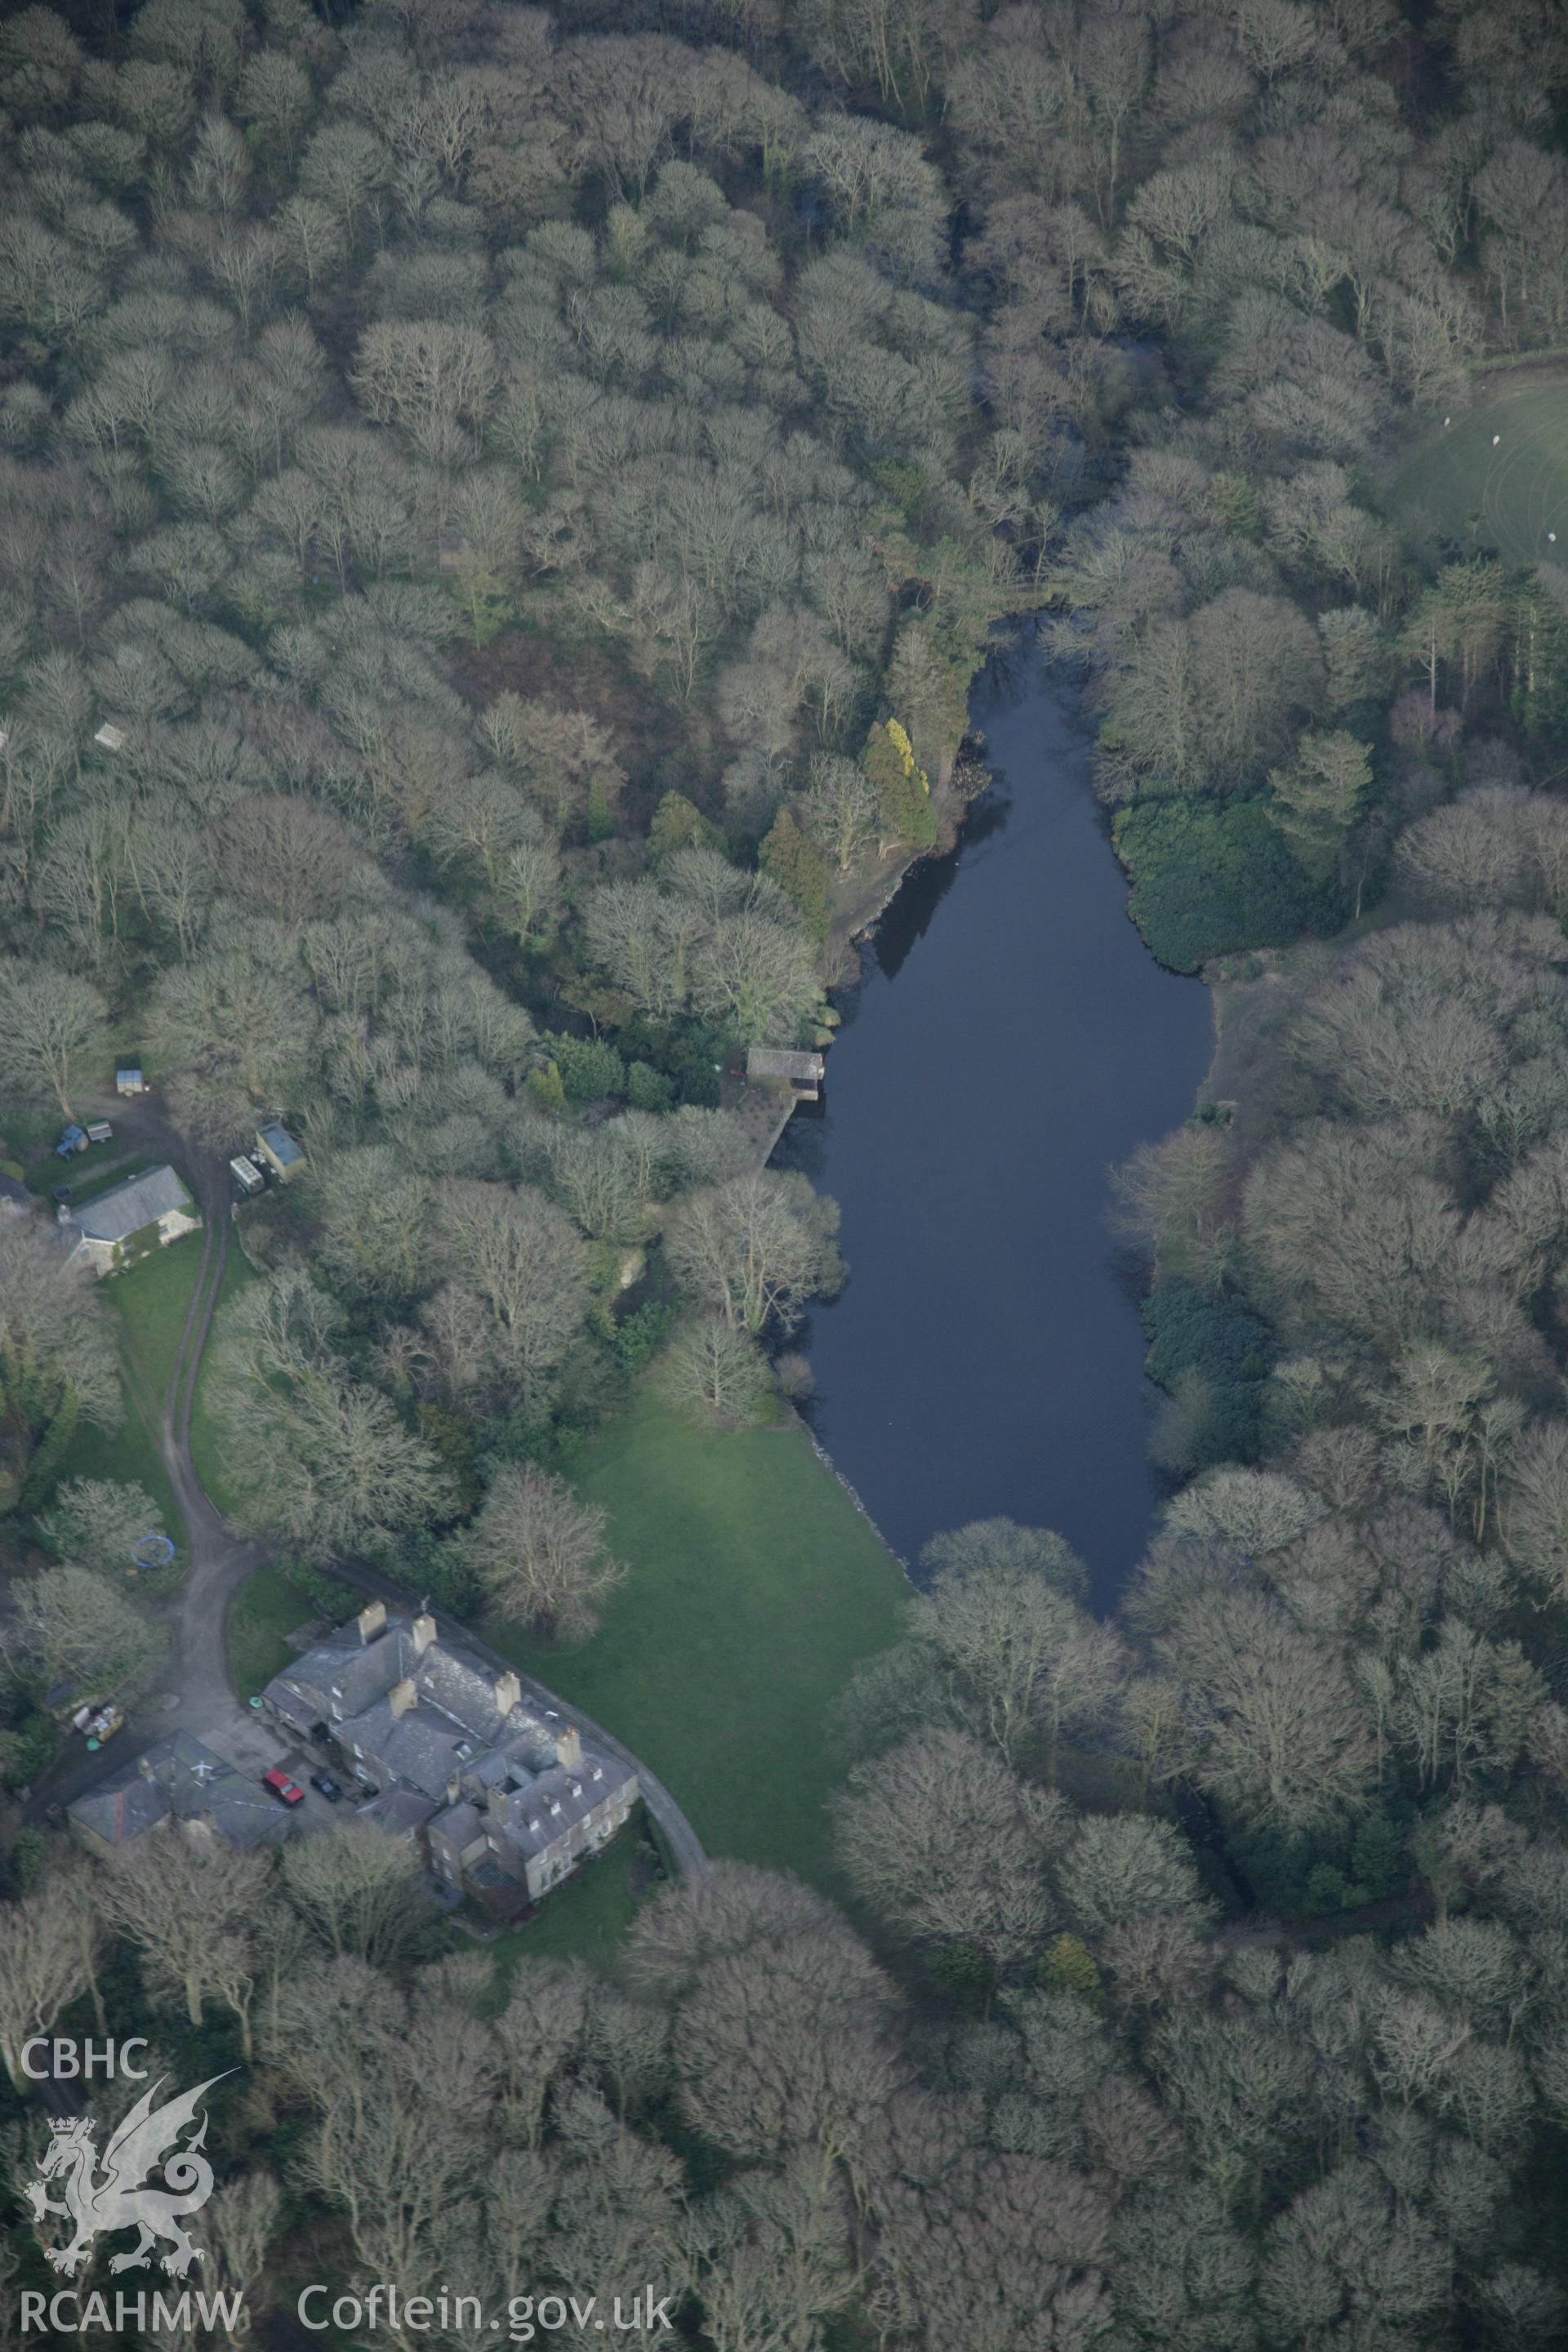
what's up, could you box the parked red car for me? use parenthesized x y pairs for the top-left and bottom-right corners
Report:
(261, 1767), (305, 1806)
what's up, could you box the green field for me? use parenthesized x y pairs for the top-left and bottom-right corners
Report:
(225, 1375), (910, 1953)
(111, 1232), (205, 1406)
(54, 1405), (182, 1552)
(488, 1384), (910, 1893)
(30, 1147), (157, 1206)
(189, 1241), (262, 1517)
(51, 1239), (205, 1549)
(469, 1824), (646, 1980)
(227, 1562), (313, 1699)
(1385, 374), (1568, 569)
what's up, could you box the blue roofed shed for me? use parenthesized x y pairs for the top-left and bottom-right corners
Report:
(256, 1122), (305, 1182)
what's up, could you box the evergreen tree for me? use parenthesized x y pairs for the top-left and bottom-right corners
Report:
(863, 719), (937, 855)
(760, 808), (831, 938)
(1267, 732), (1372, 882)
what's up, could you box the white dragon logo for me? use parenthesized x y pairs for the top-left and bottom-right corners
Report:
(25, 2074), (229, 2279)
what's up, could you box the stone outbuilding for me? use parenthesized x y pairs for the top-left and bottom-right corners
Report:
(69, 1731), (290, 1855)
(56, 1164), (200, 1277)
(746, 1046), (826, 1100)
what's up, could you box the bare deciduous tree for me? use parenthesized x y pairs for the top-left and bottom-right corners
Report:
(0, 957), (106, 1119)
(0, 1876), (98, 2095)
(101, 1838), (268, 2034)
(7, 1564), (167, 1705)
(281, 1820), (436, 1971)
(660, 1314), (773, 1421)
(833, 1727), (1071, 1976)
(450, 1463), (625, 1642)
(907, 1517), (1123, 1774)
(666, 1170), (841, 1337)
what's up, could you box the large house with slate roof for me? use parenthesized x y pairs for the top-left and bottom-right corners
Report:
(263, 1601), (638, 1913)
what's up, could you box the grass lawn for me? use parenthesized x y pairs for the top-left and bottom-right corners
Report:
(462, 1824), (646, 1984)
(50, 1241), (206, 1551)
(1385, 372), (1568, 570)
(0, 1097), (60, 1179)
(59, 1150), (158, 1209)
(227, 1562), (314, 1700)
(109, 1232), (204, 1409)
(19, 1133), (153, 1199)
(189, 1241), (262, 1517)
(490, 1384), (909, 1895)
(55, 1403), (182, 1552)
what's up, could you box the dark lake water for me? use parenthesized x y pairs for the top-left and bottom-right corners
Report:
(773, 639), (1215, 1606)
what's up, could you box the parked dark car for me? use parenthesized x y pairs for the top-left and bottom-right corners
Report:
(261, 1767), (305, 1806)
(309, 1771), (343, 1802)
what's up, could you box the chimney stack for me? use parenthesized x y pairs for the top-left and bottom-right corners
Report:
(494, 1669), (521, 1717)
(388, 1677), (417, 1719)
(556, 1725), (582, 1770)
(356, 1600), (386, 1646)
(412, 1613), (438, 1656)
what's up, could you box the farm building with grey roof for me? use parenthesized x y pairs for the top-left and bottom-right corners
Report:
(57, 1164), (200, 1277)
(68, 1731), (290, 1855)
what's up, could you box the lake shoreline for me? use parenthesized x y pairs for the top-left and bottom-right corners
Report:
(773, 649), (1217, 1597)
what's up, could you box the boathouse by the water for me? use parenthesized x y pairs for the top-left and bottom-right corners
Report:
(746, 1047), (826, 1101)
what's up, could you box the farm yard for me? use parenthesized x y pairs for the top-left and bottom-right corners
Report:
(1384, 372), (1568, 569)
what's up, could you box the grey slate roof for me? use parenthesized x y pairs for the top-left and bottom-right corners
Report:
(490, 1759), (617, 1861)
(430, 1797), (484, 1851)
(356, 1787), (439, 1838)
(272, 1616), (532, 1756)
(69, 1731), (287, 1850)
(352, 1701), (477, 1801)
(747, 1047), (824, 1083)
(70, 1767), (171, 1846)
(416, 1644), (521, 1748)
(265, 1678), (319, 1736)
(69, 1165), (191, 1245)
(265, 1608), (637, 1880)
(277, 1622), (407, 1723)
(465, 1728), (557, 1790)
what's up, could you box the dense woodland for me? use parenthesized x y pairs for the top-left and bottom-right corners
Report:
(6, 0), (1568, 2346)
